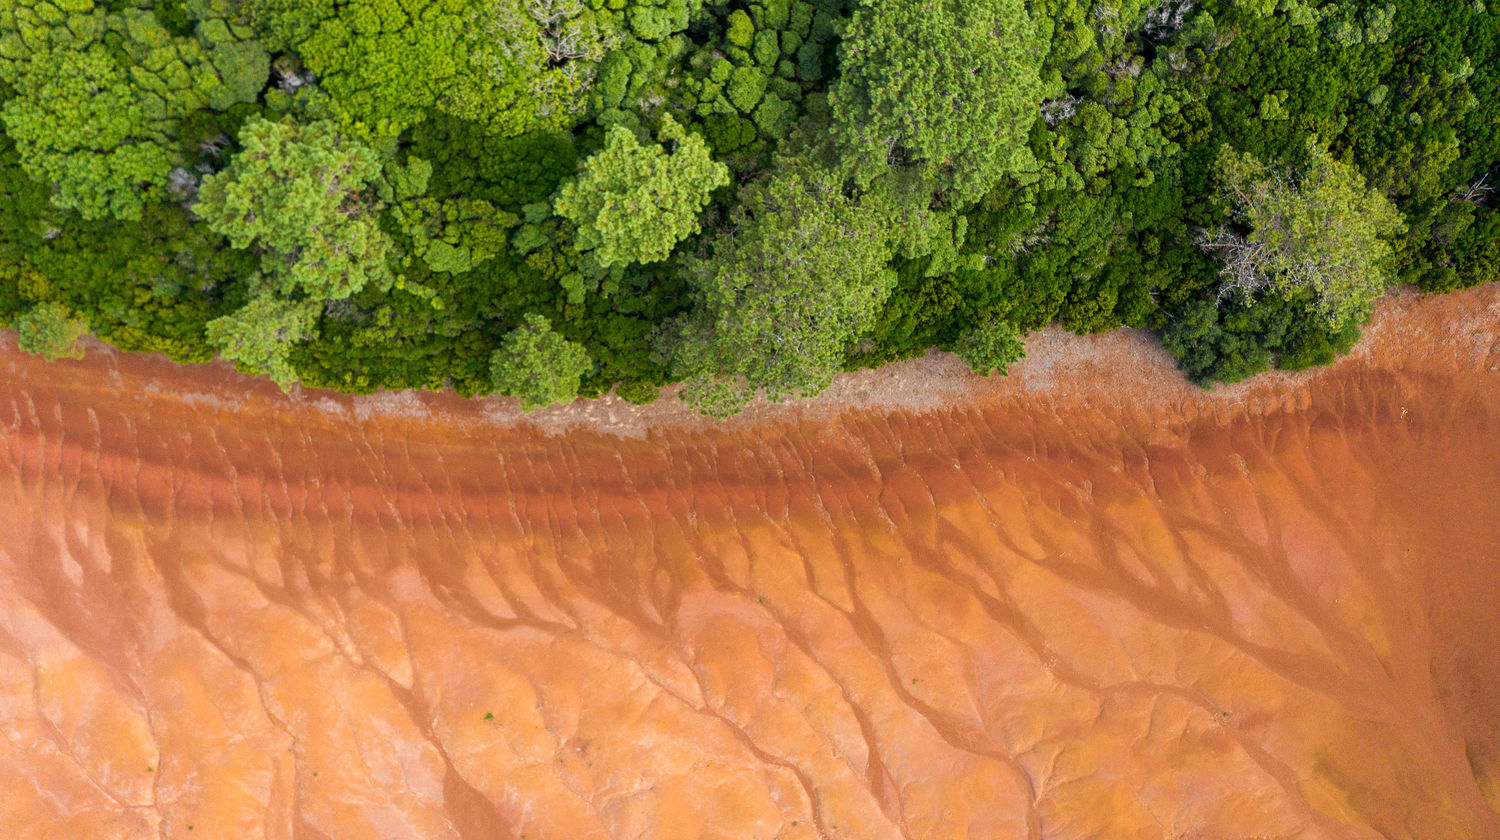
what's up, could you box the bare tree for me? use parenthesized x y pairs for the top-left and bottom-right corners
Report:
(526, 0), (590, 65)
(1455, 171), (1493, 206)
(1041, 95), (1080, 126)
(1143, 0), (1194, 41)
(167, 167), (200, 205)
(1196, 227), (1268, 301)
(525, 0), (582, 28)
(1091, 3), (1120, 38)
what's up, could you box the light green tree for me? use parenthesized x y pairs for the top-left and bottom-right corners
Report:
(195, 118), (393, 301)
(1, 45), (176, 221)
(829, 0), (1044, 202)
(491, 314), (594, 410)
(953, 320), (1026, 376)
(671, 165), (898, 417)
(1201, 142), (1407, 328)
(554, 116), (729, 268)
(203, 296), (321, 388)
(15, 302), (88, 361)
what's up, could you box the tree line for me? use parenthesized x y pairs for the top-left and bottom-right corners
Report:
(1, 0), (1496, 413)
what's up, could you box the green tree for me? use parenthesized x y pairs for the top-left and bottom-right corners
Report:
(195, 118), (396, 390)
(1201, 142), (1406, 328)
(233, 0), (336, 51)
(203, 296), (321, 388)
(195, 118), (394, 300)
(1161, 291), (1362, 386)
(491, 314), (594, 410)
(0, 1), (268, 220)
(0, 45), (175, 221)
(554, 116), (729, 268)
(15, 302), (88, 361)
(829, 0), (1044, 201)
(671, 165), (898, 416)
(393, 193), (519, 275)
(954, 320), (1026, 376)
(288, 0), (624, 136)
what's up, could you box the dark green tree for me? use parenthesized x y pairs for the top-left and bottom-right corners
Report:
(671, 165), (898, 416)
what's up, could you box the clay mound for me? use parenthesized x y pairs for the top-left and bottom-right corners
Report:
(0, 285), (1497, 840)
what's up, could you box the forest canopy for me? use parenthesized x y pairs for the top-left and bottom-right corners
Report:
(1, 0), (1496, 410)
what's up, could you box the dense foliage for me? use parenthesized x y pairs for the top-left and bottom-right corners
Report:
(955, 320), (1027, 377)
(1, 0), (1496, 411)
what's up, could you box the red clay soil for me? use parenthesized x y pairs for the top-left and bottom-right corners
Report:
(0, 285), (1497, 840)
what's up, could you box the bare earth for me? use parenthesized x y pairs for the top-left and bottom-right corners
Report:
(1, 285), (1498, 839)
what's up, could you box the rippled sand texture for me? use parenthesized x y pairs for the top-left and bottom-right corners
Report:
(2, 287), (1500, 840)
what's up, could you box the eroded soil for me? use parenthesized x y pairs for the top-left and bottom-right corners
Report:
(2, 286), (1498, 839)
